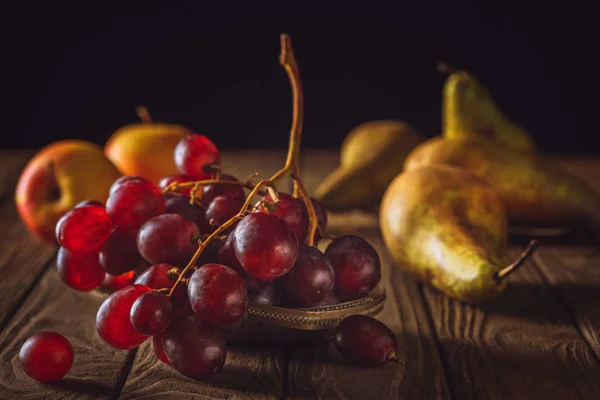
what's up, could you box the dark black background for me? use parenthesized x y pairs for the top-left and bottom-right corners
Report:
(2, 3), (598, 153)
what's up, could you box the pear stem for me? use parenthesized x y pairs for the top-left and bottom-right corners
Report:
(135, 106), (152, 123)
(494, 240), (540, 282)
(437, 62), (457, 75)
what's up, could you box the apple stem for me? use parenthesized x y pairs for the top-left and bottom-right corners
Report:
(494, 240), (540, 282)
(135, 106), (152, 123)
(167, 33), (316, 297)
(437, 62), (457, 75)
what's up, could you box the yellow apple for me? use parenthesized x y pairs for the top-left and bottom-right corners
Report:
(15, 140), (122, 243)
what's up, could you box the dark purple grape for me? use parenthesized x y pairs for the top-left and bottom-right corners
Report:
(334, 315), (398, 367)
(233, 212), (299, 280)
(205, 195), (244, 232)
(249, 283), (283, 306)
(164, 193), (209, 233)
(99, 227), (139, 276)
(218, 232), (268, 291)
(130, 291), (173, 335)
(326, 235), (381, 301)
(188, 263), (248, 327)
(257, 192), (308, 242)
(203, 173), (245, 202)
(137, 214), (199, 266)
(283, 245), (335, 306)
(158, 174), (193, 196)
(163, 314), (227, 379)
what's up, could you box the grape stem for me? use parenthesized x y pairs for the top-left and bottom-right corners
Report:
(167, 33), (320, 296)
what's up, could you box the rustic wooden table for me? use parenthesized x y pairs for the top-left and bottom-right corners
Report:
(1, 149), (600, 400)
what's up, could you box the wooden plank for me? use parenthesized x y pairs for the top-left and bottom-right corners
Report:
(423, 246), (600, 400)
(0, 150), (57, 330)
(287, 150), (451, 399)
(119, 151), (288, 399)
(0, 267), (135, 399)
(532, 158), (600, 363)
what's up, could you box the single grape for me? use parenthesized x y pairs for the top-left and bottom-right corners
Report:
(159, 174), (194, 197)
(96, 284), (151, 349)
(204, 195), (244, 232)
(130, 291), (173, 336)
(174, 134), (221, 180)
(257, 192), (308, 242)
(137, 214), (199, 266)
(57, 247), (105, 291)
(152, 333), (170, 364)
(233, 212), (299, 280)
(101, 270), (136, 292)
(334, 315), (398, 367)
(163, 314), (227, 380)
(106, 179), (165, 232)
(195, 235), (224, 266)
(283, 245), (335, 306)
(55, 204), (114, 252)
(218, 232), (267, 291)
(164, 193), (209, 233)
(19, 331), (73, 382)
(188, 263), (248, 327)
(99, 227), (139, 276)
(74, 199), (104, 208)
(250, 283), (283, 306)
(134, 263), (187, 303)
(298, 197), (328, 242)
(109, 175), (148, 195)
(203, 173), (245, 202)
(326, 235), (381, 301)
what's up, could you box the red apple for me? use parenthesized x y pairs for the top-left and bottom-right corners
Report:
(15, 140), (122, 243)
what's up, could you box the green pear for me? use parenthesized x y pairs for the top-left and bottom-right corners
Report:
(314, 120), (424, 212)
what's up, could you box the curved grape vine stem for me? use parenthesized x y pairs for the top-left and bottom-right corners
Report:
(167, 33), (319, 297)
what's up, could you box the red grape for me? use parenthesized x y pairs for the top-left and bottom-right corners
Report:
(101, 270), (136, 292)
(257, 193), (308, 242)
(96, 284), (151, 349)
(109, 175), (148, 195)
(174, 134), (221, 180)
(195, 235), (224, 266)
(106, 180), (165, 232)
(334, 315), (397, 367)
(233, 212), (299, 280)
(130, 291), (173, 335)
(152, 333), (170, 364)
(325, 235), (381, 301)
(188, 263), (248, 327)
(164, 193), (209, 233)
(312, 293), (341, 308)
(298, 197), (328, 242)
(99, 227), (139, 276)
(55, 204), (114, 252)
(159, 174), (194, 197)
(57, 247), (105, 291)
(75, 199), (104, 208)
(203, 173), (245, 202)
(134, 263), (187, 302)
(283, 245), (335, 306)
(218, 232), (267, 291)
(19, 331), (73, 382)
(137, 214), (199, 266)
(163, 314), (226, 380)
(204, 195), (244, 232)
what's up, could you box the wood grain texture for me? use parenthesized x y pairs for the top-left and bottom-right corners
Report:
(286, 150), (451, 399)
(0, 150), (57, 330)
(0, 267), (135, 399)
(531, 159), (600, 363)
(119, 151), (289, 399)
(423, 247), (600, 400)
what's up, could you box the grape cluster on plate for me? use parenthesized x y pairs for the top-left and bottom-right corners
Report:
(48, 132), (398, 380)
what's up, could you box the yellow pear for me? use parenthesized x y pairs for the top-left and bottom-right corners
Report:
(105, 107), (195, 184)
(439, 63), (536, 153)
(314, 120), (424, 212)
(380, 164), (538, 303)
(404, 137), (600, 233)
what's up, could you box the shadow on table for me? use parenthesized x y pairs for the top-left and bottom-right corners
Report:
(54, 378), (119, 397)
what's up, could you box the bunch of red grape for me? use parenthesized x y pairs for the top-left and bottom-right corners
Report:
(46, 132), (396, 380)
